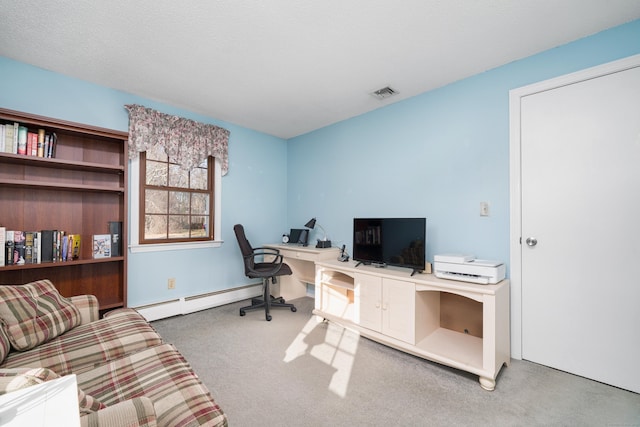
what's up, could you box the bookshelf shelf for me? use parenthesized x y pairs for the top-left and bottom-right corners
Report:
(0, 108), (128, 311)
(0, 152), (125, 173)
(0, 256), (125, 271)
(0, 178), (125, 193)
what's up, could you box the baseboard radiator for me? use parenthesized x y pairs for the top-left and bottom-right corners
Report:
(134, 283), (261, 322)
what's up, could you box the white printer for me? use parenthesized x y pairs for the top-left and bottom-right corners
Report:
(433, 254), (505, 285)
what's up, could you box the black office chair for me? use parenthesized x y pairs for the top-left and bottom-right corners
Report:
(234, 224), (297, 321)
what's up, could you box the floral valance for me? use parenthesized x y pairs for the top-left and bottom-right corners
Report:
(125, 104), (230, 175)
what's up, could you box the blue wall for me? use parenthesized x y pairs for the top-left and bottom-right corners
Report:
(0, 56), (289, 306)
(288, 19), (640, 271)
(2, 19), (639, 305)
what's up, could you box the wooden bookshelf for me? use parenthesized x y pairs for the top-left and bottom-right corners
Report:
(0, 108), (128, 310)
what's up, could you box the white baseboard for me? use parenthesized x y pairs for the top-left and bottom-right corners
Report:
(134, 284), (261, 322)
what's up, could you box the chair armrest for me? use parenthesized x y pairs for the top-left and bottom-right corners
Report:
(244, 249), (286, 277)
(69, 295), (100, 325)
(80, 397), (157, 427)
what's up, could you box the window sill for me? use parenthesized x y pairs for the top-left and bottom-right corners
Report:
(129, 240), (223, 253)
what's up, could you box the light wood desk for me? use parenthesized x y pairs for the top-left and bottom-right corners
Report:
(263, 244), (340, 300)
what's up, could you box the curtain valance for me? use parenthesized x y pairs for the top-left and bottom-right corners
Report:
(125, 104), (230, 175)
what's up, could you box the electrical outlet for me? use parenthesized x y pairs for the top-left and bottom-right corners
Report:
(480, 201), (489, 217)
(167, 278), (176, 290)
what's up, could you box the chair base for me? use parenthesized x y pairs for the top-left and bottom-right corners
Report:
(239, 278), (297, 321)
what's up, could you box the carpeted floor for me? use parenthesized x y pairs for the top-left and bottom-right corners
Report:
(152, 297), (640, 426)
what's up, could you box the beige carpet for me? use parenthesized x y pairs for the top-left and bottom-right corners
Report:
(152, 297), (640, 426)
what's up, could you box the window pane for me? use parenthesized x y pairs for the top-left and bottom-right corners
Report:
(169, 215), (190, 238)
(146, 160), (167, 186)
(191, 193), (209, 215)
(169, 164), (189, 188)
(190, 167), (207, 190)
(145, 214), (167, 240)
(169, 191), (190, 214)
(145, 190), (168, 214)
(191, 216), (208, 237)
(147, 144), (168, 161)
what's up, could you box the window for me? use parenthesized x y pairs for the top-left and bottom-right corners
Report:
(139, 145), (214, 244)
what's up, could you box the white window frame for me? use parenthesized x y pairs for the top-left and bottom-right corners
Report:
(129, 155), (223, 253)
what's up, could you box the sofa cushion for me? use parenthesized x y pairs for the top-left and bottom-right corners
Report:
(0, 327), (9, 364)
(0, 367), (106, 416)
(0, 280), (81, 351)
(1, 309), (163, 376)
(77, 343), (227, 427)
(80, 397), (157, 427)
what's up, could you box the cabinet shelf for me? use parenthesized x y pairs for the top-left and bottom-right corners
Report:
(321, 274), (354, 290)
(415, 328), (483, 371)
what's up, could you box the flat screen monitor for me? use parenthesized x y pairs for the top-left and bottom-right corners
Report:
(289, 228), (309, 246)
(353, 218), (426, 274)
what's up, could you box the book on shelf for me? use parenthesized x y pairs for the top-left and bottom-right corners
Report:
(47, 132), (57, 158)
(92, 234), (111, 259)
(109, 221), (122, 257)
(5, 231), (14, 265)
(11, 122), (18, 154)
(3, 123), (14, 154)
(70, 234), (81, 260)
(0, 124), (4, 153)
(0, 226), (5, 267)
(37, 128), (45, 157)
(13, 231), (25, 265)
(24, 231), (35, 264)
(30, 132), (38, 156)
(61, 234), (69, 261)
(17, 126), (28, 155)
(35, 231), (41, 264)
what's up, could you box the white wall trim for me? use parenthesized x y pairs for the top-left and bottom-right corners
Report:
(134, 284), (262, 322)
(508, 53), (640, 360)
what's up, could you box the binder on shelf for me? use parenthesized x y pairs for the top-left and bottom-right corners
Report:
(109, 221), (122, 257)
(41, 230), (54, 263)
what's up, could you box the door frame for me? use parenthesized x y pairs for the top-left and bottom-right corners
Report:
(508, 53), (640, 360)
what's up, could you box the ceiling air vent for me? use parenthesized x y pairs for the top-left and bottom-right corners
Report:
(371, 86), (398, 100)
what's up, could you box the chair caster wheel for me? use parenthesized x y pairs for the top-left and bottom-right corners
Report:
(291, 307), (297, 312)
(239, 310), (246, 316)
(266, 314), (272, 321)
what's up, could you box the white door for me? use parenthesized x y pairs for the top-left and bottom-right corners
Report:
(519, 63), (640, 393)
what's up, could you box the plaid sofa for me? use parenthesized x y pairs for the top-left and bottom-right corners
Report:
(0, 279), (227, 426)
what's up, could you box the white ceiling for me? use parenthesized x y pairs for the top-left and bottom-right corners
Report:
(1, 1), (640, 139)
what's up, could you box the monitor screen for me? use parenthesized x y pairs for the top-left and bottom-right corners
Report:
(353, 218), (426, 272)
(289, 228), (309, 245)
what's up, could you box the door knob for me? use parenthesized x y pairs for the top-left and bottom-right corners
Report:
(525, 237), (538, 247)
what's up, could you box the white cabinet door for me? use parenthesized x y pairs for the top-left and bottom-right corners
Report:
(355, 274), (415, 344)
(355, 273), (382, 331)
(381, 278), (415, 344)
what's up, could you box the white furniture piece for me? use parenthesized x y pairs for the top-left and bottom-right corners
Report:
(263, 244), (340, 300)
(314, 259), (510, 390)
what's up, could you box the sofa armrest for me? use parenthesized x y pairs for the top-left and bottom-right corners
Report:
(69, 295), (100, 325)
(80, 397), (157, 427)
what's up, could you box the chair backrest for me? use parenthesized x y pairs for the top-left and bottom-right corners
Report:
(233, 224), (254, 275)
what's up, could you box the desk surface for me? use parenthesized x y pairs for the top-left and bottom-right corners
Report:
(265, 243), (340, 254)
